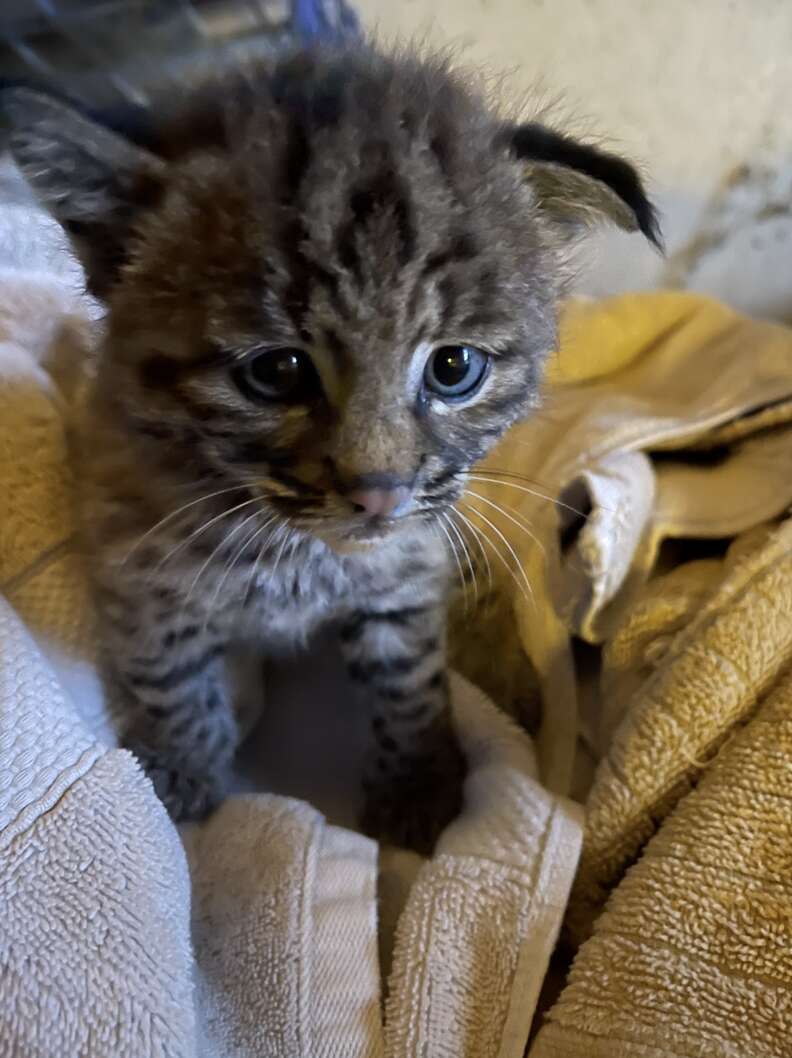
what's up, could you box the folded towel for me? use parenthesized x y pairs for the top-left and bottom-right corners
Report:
(384, 679), (582, 1058)
(179, 677), (582, 1058)
(566, 516), (792, 944)
(465, 291), (792, 795)
(455, 292), (792, 1057)
(530, 523), (792, 1058)
(0, 596), (196, 1057)
(0, 575), (580, 1058)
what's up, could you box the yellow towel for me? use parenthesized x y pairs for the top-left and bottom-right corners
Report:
(530, 526), (792, 1058)
(548, 291), (710, 385)
(533, 655), (792, 1058)
(446, 290), (792, 1057)
(566, 516), (792, 946)
(459, 290), (792, 797)
(506, 296), (792, 1058)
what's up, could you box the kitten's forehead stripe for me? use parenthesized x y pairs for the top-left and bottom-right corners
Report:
(281, 119), (312, 198)
(437, 275), (459, 333)
(338, 165), (418, 272)
(310, 263), (350, 318)
(419, 234), (479, 280)
(323, 327), (347, 359)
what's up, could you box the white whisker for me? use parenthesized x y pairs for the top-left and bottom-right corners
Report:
(151, 495), (261, 579)
(455, 508), (521, 606)
(201, 516), (276, 639)
(184, 536), (230, 606)
(208, 513), (273, 612)
(242, 518), (285, 608)
(433, 515), (468, 610)
(120, 484), (249, 566)
(467, 473), (590, 518)
(450, 506), (492, 595)
(442, 510), (477, 610)
(464, 488), (546, 562)
(270, 523), (295, 582)
(459, 499), (535, 610)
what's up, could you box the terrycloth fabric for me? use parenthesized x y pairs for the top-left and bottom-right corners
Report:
(184, 797), (383, 1058)
(0, 596), (196, 1058)
(460, 292), (792, 1057)
(473, 291), (792, 795)
(180, 679), (581, 1058)
(0, 583), (579, 1058)
(384, 681), (582, 1058)
(529, 520), (792, 1058)
(567, 516), (792, 938)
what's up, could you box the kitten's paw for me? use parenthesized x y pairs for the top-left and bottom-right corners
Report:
(361, 740), (466, 855)
(129, 745), (225, 822)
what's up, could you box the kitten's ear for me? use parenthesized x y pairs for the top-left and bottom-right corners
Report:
(2, 88), (167, 296)
(506, 123), (662, 249)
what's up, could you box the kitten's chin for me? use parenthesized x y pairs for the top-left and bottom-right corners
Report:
(322, 536), (380, 555)
(316, 519), (405, 554)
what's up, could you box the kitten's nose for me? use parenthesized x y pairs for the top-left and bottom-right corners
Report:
(347, 485), (411, 518)
(341, 472), (413, 519)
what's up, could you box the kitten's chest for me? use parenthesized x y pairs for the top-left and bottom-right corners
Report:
(225, 538), (384, 644)
(173, 525), (442, 647)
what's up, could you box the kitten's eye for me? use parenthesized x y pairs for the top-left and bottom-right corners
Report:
(234, 347), (320, 402)
(423, 345), (490, 400)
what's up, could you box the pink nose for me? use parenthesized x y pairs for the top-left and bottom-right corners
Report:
(347, 485), (411, 518)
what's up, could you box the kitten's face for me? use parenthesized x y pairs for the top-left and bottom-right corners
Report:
(4, 49), (658, 548)
(106, 141), (553, 548)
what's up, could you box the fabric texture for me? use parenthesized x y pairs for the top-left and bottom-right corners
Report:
(530, 529), (792, 1058)
(481, 297), (792, 1058)
(474, 290), (792, 796)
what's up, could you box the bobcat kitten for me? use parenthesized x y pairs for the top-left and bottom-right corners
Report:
(4, 47), (658, 851)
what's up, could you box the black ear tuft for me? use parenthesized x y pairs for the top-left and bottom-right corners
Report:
(510, 123), (663, 250)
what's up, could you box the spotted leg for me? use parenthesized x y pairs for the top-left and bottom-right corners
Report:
(341, 601), (466, 854)
(98, 584), (238, 822)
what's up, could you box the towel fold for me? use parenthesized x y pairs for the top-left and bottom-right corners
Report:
(567, 515), (792, 946)
(385, 679), (582, 1058)
(465, 291), (792, 795)
(457, 291), (792, 1058)
(531, 566), (792, 1058)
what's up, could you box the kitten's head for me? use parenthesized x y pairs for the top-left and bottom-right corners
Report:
(3, 48), (659, 548)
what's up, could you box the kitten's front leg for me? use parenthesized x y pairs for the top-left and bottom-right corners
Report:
(341, 602), (465, 853)
(99, 585), (238, 821)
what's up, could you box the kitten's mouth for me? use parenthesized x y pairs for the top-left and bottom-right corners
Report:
(318, 516), (406, 553)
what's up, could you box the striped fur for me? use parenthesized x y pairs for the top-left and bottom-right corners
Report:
(5, 45), (656, 850)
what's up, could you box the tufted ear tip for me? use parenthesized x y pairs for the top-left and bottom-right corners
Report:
(505, 122), (663, 251)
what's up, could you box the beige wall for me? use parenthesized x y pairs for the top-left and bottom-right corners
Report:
(355, 0), (792, 318)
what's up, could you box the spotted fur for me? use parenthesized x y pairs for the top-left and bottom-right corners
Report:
(4, 45), (657, 850)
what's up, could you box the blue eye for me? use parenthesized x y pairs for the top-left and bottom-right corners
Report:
(424, 345), (490, 400)
(234, 347), (321, 403)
